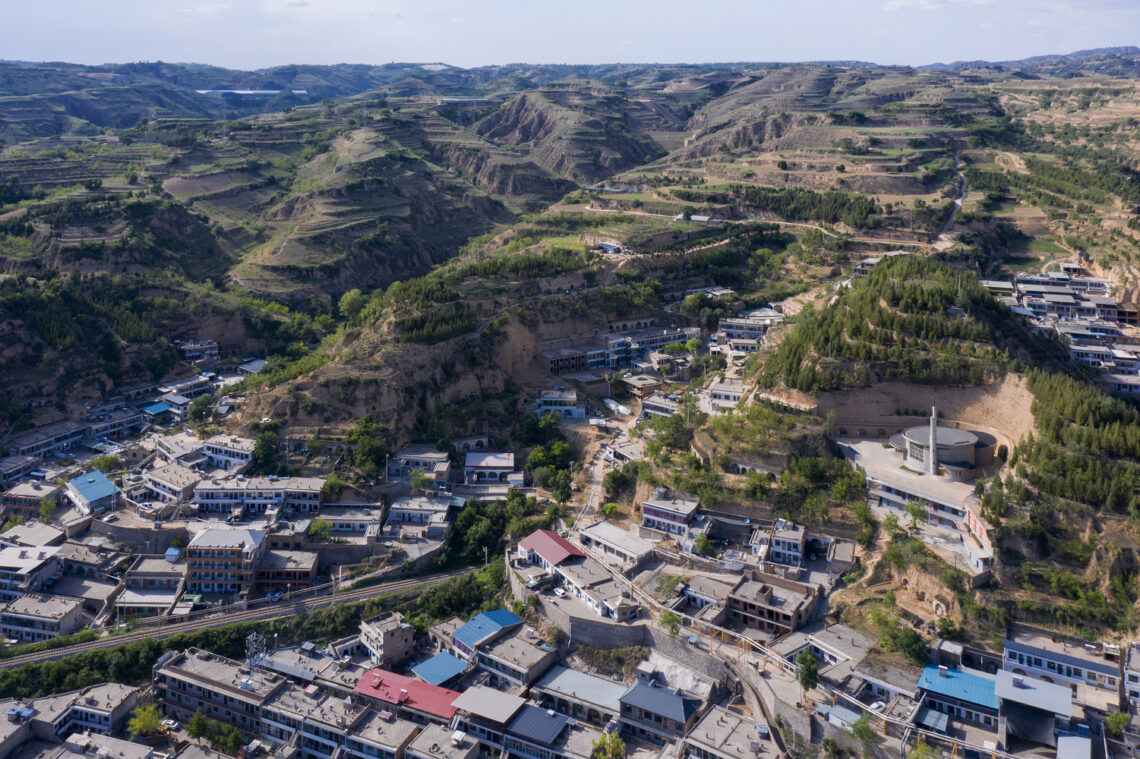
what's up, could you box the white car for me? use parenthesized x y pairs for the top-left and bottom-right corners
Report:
(161, 719), (179, 731)
(869, 701), (886, 713)
(553, 588), (567, 598)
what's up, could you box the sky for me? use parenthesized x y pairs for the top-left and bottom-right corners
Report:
(2, 0), (1139, 70)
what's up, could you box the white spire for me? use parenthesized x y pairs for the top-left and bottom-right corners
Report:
(929, 406), (938, 476)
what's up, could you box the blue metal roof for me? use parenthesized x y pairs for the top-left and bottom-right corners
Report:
(453, 609), (523, 650)
(412, 652), (467, 686)
(507, 704), (570, 745)
(918, 666), (998, 711)
(67, 471), (119, 503)
(142, 402), (172, 415)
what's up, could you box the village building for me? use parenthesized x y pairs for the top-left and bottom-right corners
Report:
(537, 389), (586, 419)
(193, 475), (324, 517)
(0, 592), (87, 642)
(464, 452), (515, 483)
(116, 553), (186, 618)
(65, 471), (119, 515)
(254, 549), (318, 592)
(641, 489), (699, 535)
(202, 434), (256, 471)
(0, 543), (62, 601)
(153, 647), (287, 736)
(144, 462), (201, 503)
(186, 528), (267, 595)
(1, 482), (63, 521)
(359, 612), (416, 668)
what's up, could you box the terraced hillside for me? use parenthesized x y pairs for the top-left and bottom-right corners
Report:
(2, 55), (1140, 434)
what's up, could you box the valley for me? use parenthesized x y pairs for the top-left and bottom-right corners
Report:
(3, 48), (1140, 759)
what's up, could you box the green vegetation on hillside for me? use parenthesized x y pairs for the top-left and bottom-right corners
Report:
(763, 256), (1019, 392)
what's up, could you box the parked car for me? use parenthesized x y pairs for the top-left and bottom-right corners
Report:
(869, 701), (886, 713)
(553, 588), (567, 598)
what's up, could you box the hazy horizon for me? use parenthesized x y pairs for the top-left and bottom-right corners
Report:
(2, 0), (1138, 72)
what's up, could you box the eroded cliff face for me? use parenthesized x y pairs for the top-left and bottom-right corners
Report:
(475, 93), (666, 184)
(433, 143), (575, 208)
(241, 315), (547, 442)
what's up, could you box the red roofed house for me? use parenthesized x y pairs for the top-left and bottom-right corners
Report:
(354, 669), (460, 724)
(516, 529), (585, 571)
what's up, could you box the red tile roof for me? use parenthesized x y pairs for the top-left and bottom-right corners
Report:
(354, 669), (461, 720)
(518, 529), (585, 566)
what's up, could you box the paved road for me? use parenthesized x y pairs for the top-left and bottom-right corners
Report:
(572, 205), (933, 250)
(0, 568), (476, 669)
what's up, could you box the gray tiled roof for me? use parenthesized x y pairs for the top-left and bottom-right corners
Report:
(508, 704), (570, 745)
(620, 682), (700, 724)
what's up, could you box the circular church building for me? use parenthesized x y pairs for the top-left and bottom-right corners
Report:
(888, 408), (996, 482)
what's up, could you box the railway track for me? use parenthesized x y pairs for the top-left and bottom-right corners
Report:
(0, 568), (475, 669)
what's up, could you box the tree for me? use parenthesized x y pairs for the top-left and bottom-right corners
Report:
(848, 713), (874, 743)
(551, 470), (572, 504)
(660, 610), (681, 638)
(309, 517), (333, 542)
(605, 372), (624, 398)
(909, 741), (937, 759)
(187, 709), (208, 743)
(339, 288), (366, 320)
(906, 502), (926, 530)
(128, 704), (163, 737)
(591, 731), (626, 759)
(410, 467), (432, 493)
(207, 719), (245, 754)
(600, 502), (619, 521)
(883, 512), (901, 538)
(321, 474), (347, 497)
(38, 498), (57, 524)
(1106, 710), (1131, 736)
(693, 532), (715, 556)
(92, 454), (122, 473)
(188, 394), (216, 424)
(346, 416), (387, 476)
(796, 650), (820, 702)
(253, 432), (279, 467)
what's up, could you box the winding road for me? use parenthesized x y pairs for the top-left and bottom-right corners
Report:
(934, 150), (968, 248)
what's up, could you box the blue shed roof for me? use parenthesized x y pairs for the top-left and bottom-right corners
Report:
(67, 471), (119, 503)
(918, 666), (998, 711)
(412, 652), (467, 686)
(142, 402), (173, 415)
(453, 609), (523, 650)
